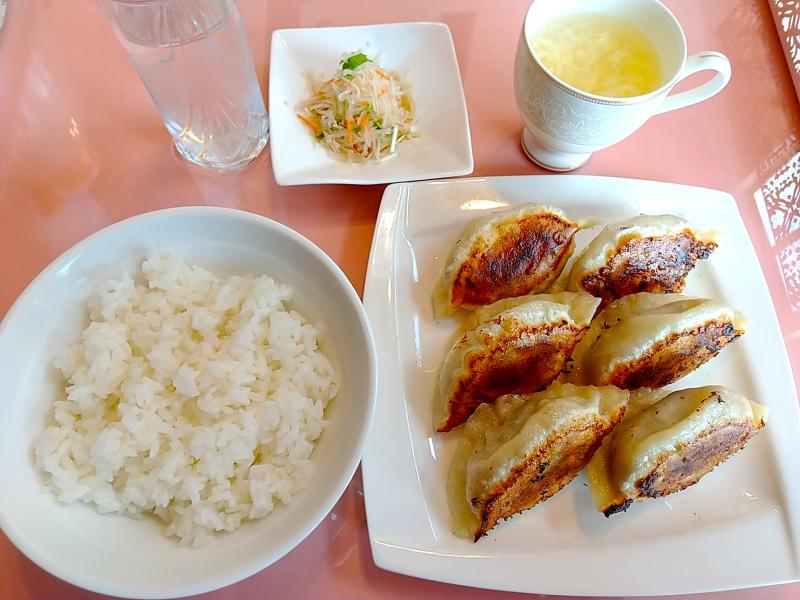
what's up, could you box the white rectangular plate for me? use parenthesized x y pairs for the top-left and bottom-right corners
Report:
(361, 175), (800, 596)
(269, 22), (473, 186)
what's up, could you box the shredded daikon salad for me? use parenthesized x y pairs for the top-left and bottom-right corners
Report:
(297, 52), (416, 161)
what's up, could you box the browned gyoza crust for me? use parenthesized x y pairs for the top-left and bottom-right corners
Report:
(606, 321), (742, 389)
(474, 410), (625, 540)
(630, 419), (762, 504)
(438, 321), (585, 432)
(580, 233), (717, 308)
(451, 214), (578, 308)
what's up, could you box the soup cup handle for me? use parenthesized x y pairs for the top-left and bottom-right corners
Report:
(654, 51), (731, 115)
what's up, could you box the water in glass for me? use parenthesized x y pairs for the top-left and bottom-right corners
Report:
(102, 0), (269, 171)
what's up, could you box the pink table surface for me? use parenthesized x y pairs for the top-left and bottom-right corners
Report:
(2, 1), (800, 599)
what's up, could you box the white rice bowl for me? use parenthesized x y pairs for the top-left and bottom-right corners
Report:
(35, 255), (338, 547)
(0, 207), (376, 598)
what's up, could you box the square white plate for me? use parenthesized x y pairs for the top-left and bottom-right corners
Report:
(361, 175), (800, 596)
(268, 22), (473, 186)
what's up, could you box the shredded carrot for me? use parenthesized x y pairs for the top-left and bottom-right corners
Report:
(375, 68), (391, 80)
(296, 113), (318, 133)
(345, 119), (353, 144)
(358, 112), (369, 128)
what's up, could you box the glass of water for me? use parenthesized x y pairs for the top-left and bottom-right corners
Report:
(99, 0), (269, 171)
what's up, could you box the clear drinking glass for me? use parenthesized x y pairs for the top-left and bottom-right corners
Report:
(99, 0), (269, 171)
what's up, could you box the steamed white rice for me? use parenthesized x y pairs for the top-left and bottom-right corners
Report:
(34, 255), (338, 547)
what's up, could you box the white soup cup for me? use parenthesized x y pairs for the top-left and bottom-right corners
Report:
(514, 0), (731, 171)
